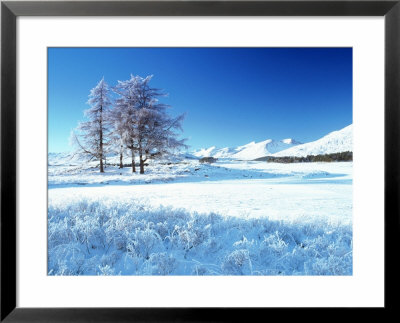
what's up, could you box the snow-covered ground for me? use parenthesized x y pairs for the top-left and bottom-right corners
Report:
(48, 155), (351, 186)
(49, 159), (352, 224)
(48, 157), (352, 276)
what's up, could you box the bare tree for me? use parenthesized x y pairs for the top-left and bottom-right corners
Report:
(112, 76), (139, 172)
(111, 74), (186, 174)
(130, 75), (186, 174)
(72, 77), (111, 172)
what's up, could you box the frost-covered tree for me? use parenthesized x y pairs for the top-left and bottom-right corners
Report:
(112, 76), (140, 172)
(112, 74), (186, 174)
(133, 75), (186, 173)
(72, 77), (111, 173)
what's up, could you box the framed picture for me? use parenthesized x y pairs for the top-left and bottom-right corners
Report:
(1, 0), (398, 321)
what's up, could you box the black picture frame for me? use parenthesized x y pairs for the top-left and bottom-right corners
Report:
(1, 0), (399, 321)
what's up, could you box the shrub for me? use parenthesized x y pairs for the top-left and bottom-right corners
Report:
(222, 249), (251, 275)
(148, 253), (177, 275)
(199, 157), (218, 163)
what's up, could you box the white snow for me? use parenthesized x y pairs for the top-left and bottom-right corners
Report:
(49, 174), (352, 225)
(281, 138), (301, 145)
(192, 146), (217, 158)
(48, 155), (352, 276)
(273, 124), (352, 157)
(193, 138), (302, 160)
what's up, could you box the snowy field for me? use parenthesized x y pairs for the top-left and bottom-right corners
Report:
(48, 158), (352, 275)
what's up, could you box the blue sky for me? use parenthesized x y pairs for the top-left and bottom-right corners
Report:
(48, 47), (352, 152)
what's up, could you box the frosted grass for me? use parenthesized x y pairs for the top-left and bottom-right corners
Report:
(48, 199), (352, 276)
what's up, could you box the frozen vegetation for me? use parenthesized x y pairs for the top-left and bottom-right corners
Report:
(48, 197), (352, 276)
(48, 157), (352, 276)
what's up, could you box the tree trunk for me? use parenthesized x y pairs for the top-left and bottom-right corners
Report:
(138, 139), (145, 174)
(99, 103), (104, 173)
(131, 148), (136, 173)
(119, 151), (123, 169)
(139, 151), (145, 174)
(99, 156), (104, 173)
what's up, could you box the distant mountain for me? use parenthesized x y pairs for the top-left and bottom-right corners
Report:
(193, 138), (302, 160)
(50, 125), (352, 164)
(272, 124), (352, 157)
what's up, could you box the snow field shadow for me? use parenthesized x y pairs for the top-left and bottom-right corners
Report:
(48, 199), (352, 276)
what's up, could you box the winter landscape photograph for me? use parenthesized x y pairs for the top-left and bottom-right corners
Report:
(48, 48), (353, 276)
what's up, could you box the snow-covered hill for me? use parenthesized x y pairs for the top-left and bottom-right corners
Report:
(273, 124), (352, 157)
(192, 124), (352, 160)
(193, 138), (302, 160)
(48, 152), (85, 166)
